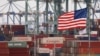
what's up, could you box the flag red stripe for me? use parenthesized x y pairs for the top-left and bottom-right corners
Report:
(58, 24), (86, 30)
(58, 19), (86, 24)
(58, 22), (86, 27)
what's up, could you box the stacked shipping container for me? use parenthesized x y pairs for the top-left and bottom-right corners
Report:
(62, 40), (100, 56)
(0, 41), (33, 56)
(0, 42), (9, 56)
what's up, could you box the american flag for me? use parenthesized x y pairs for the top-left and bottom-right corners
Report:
(58, 8), (87, 30)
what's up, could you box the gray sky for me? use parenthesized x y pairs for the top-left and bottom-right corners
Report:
(0, 0), (99, 25)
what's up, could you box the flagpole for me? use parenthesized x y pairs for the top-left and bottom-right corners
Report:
(85, 0), (91, 56)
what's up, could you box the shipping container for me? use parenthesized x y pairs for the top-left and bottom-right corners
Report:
(8, 42), (28, 48)
(78, 48), (89, 54)
(9, 48), (29, 52)
(77, 54), (95, 56)
(64, 41), (78, 48)
(0, 54), (9, 56)
(90, 48), (100, 54)
(9, 54), (30, 56)
(38, 53), (50, 56)
(0, 48), (9, 54)
(0, 42), (8, 48)
(78, 37), (98, 40)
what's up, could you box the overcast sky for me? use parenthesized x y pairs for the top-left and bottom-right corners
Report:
(0, 0), (99, 25)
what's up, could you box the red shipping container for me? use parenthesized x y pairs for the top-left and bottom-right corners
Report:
(78, 47), (100, 54)
(90, 48), (100, 54)
(42, 44), (63, 49)
(0, 54), (9, 56)
(0, 48), (9, 54)
(9, 48), (29, 54)
(78, 41), (100, 48)
(9, 54), (30, 56)
(11, 25), (24, 32)
(62, 48), (78, 54)
(78, 42), (89, 48)
(9, 51), (29, 54)
(77, 54), (95, 56)
(78, 48), (89, 54)
(90, 42), (100, 48)
(9, 48), (29, 52)
(0, 42), (8, 48)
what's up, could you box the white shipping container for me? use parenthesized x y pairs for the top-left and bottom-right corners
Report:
(37, 48), (50, 53)
(41, 37), (65, 44)
(12, 37), (32, 41)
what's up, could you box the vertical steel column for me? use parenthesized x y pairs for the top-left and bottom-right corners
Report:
(53, 0), (57, 35)
(13, 14), (15, 25)
(19, 16), (21, 25)
(25, 0), (28, 35)
(92, 1), (95, 30)
(66, 0), (68, 12)
(57, 0), (62, 35)
(57, 0), (62, 15)
(34, 0), (39, 54)
(45, 0), (49, 34)
(7, 1), (12, 25)
(74, 0), (77, 35)
(85, 0), (91, 56)
(36, 0), (39, 34)
(7, 13), (9, 24)
(65, 0), (69, 35)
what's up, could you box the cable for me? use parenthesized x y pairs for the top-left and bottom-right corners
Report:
(12, 3), (21, 11)
(49, 2), (58, 18)
(12, 2), (25, 9)
(31, 3), (44, 9)
(0, 3), (9, 7)
(0, 3), (9, 12)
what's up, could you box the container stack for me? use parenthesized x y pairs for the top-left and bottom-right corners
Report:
(0, 42), (9, 56)
(65, 40), (78, 56)
(62, 40), (100, 56)
(78, 40), (99, 56)
(8, 42), (30, 56)
(61, 38), (77, 56)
